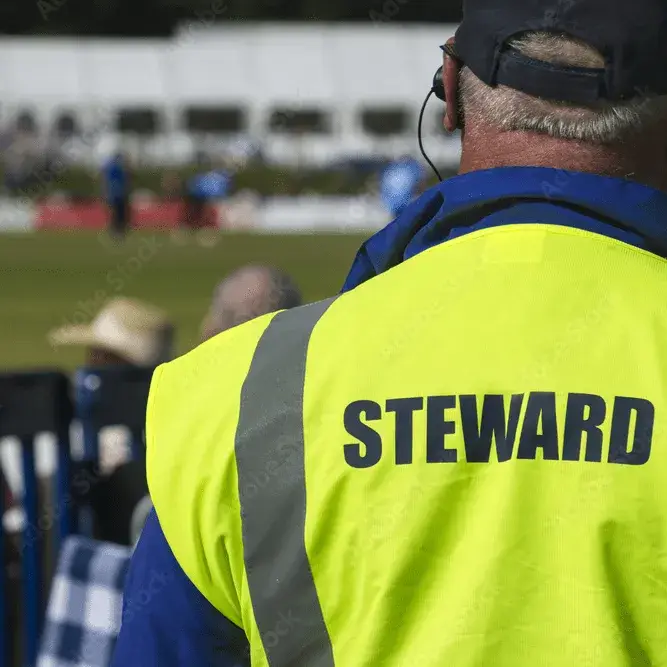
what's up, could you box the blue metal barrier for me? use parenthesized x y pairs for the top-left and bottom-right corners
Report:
(0, 371), (73, 667)
(0, 365), (155, 666)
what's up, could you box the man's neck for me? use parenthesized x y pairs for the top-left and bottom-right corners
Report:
(459, 123), (667, 193)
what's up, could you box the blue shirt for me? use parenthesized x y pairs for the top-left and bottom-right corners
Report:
(111, 167), (667, 666)
(379, 157), (425, 216)
(187, 170), (231, 199)
(103, 156), (127, 201)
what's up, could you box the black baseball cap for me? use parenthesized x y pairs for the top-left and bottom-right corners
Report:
(453, 0), (667, 104)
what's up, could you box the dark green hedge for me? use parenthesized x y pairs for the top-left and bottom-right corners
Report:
(4, 163), (457, 200)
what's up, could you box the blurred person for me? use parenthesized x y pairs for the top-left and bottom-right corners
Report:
(49, 297), (174, 546)
(113, 0), (667, 664)
(175, 154), (232, 247)
(1, 113), (43, 195)
(102, 151), (131, 240)
(200, 265), (303, 341)
(378, 153), (427, 218)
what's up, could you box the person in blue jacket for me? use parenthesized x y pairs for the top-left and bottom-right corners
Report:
(112, 0), (667, 663)
(177, 155), (232, 246)
(102, 151), (130, 240)
(378, 154), (426, 218)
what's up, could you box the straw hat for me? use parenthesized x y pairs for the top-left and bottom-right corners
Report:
(49, 297), (174, 366)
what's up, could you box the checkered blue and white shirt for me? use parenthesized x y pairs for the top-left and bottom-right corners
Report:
(37, 536), (131, 667)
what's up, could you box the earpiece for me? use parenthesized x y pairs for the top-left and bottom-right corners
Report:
(432, 66), (446, 102)
(417, 59), (449, 183)
(418, 66), (445, 182)
(417, 57), (455, 181)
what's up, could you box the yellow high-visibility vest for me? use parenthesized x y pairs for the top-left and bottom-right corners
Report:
(148, 222), (667, 666)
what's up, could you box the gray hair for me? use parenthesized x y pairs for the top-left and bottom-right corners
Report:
(203, 265), (303, 340)
(460, 32), (667, 144)
(263, 266), (303, 312)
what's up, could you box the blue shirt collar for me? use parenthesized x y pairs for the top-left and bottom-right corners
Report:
(342, 167), (667, 292)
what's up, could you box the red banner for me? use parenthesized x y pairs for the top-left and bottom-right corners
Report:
(35, 200), (218, 230)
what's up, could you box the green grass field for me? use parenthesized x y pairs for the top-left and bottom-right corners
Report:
(0, 231), (367, 370)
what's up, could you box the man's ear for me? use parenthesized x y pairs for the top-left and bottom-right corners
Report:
(443, 38), (462, 133)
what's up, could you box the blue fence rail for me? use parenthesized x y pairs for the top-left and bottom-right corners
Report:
(0, 366), (155, 667)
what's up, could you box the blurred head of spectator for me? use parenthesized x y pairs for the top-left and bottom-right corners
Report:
(15, 111), (37, 135)
(2, 111), (44, 193)
(201, 265), (302, 341)
(54, 111), (78, 140)
(106, 150), (129, 177)
(48, 297), (174, 367)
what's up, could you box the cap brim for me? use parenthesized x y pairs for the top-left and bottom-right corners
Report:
(48, 324), (98, 348)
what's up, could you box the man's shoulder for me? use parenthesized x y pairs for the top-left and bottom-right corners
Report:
(146, 314), (276, 492)
(145, 303), (342, 466)
(158, 310), (277, 392)
(148, 295), (389, 457)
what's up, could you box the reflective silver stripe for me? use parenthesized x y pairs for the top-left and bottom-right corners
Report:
(235, 298), (337, 667)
